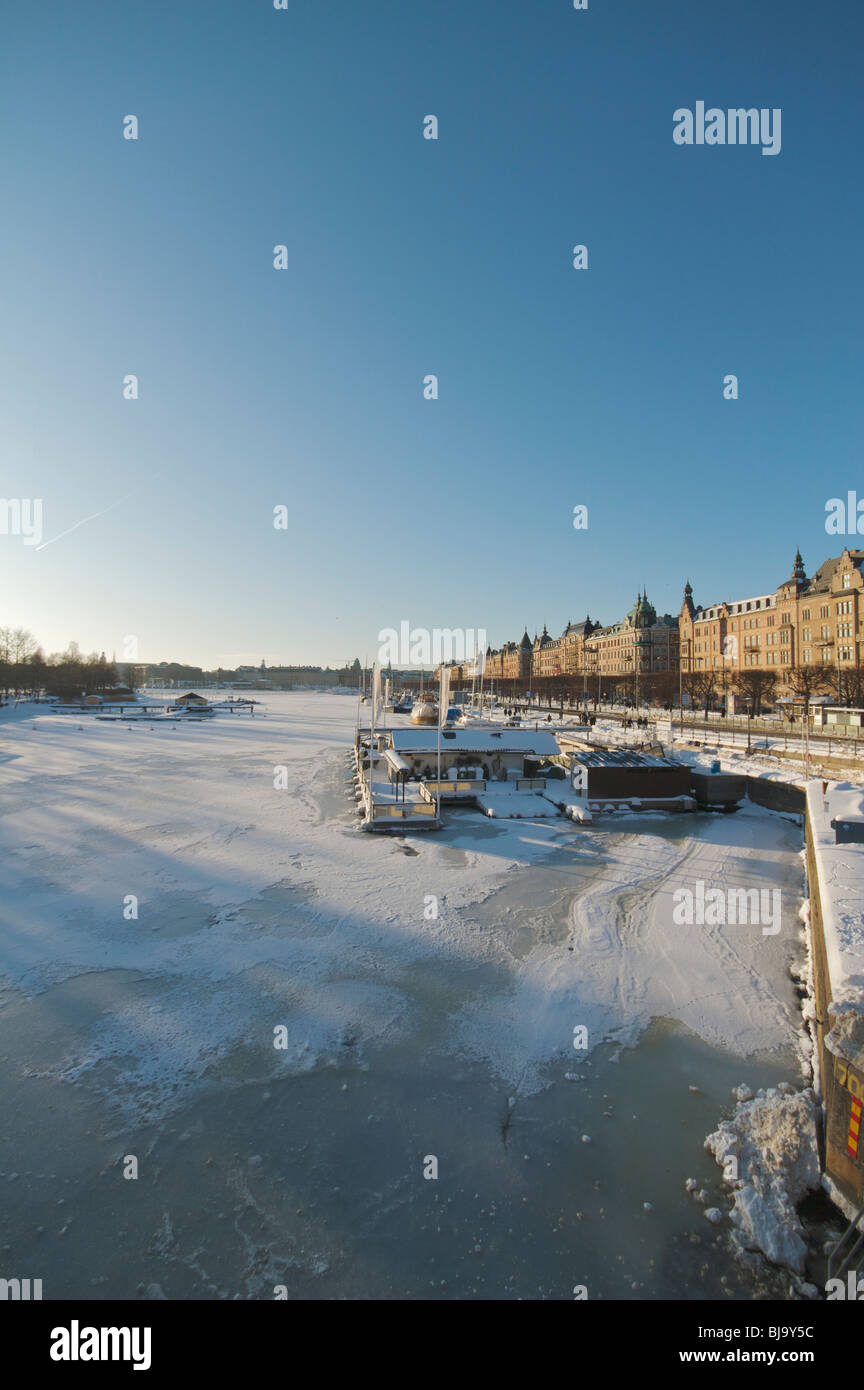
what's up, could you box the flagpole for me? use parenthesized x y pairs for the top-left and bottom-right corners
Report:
(437, 664), (450, 826)
(437, 668), (442, 825)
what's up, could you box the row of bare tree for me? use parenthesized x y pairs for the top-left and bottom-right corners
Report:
(456, 662), (863, 716)
(0, 628), (140, 700)
(680, 663), (864, 718)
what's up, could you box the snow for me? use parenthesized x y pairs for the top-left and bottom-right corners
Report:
(388, 728), (561, 755)
(475, 787), (560, 818)
(806, 780), (864, 1012)
(0, 692), (805, 1119)
(705, 1087), (821, 1273)
(451, 802), (804, 1086)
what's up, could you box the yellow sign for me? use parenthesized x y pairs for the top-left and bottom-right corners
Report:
(835, 1059), (864, 1100)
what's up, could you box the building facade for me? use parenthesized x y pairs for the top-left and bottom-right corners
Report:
(585, 592), (679, 687)
(436, 551), (864, 707)
(679, 548), (864, 700)
(441, 600), (678, 696)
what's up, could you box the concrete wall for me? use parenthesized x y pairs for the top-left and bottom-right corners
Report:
(745, 776), (805, 814)
(690, 771), (747, 805)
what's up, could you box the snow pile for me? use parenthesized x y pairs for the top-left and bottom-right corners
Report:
(824, 1011), (864, 1074)
(705, 1087), (820, 1273)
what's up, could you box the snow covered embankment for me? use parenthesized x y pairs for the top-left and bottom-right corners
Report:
(705, 1086), (820, 1274)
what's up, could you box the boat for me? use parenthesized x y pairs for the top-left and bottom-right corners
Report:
(410, 701), (439, 725)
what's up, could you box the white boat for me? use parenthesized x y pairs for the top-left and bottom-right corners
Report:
(410, 701), (439, 726)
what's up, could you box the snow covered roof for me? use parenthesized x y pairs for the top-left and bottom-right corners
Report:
(806, 780), (864, 1013)
(805, 551), (864, 595)
(571, 749), (682, 769)
(389, 728), (561, 755)
(695, 594), (776, 621)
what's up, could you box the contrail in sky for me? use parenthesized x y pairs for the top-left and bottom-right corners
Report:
(34, 476), (162, 551)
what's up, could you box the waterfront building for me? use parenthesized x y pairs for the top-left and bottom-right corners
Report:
(679, 548), (864, 703)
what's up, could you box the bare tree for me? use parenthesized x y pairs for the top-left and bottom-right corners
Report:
(731, 668), (778, 717)
(683, 669), (717, 719)
(0, 627), (11, 694)
(785, 664), (830, 724)
(645, 669), (678, 707)
(8, 628), (39, 693)
(824, 661), (864, 709)
(11, 628), (38, 663)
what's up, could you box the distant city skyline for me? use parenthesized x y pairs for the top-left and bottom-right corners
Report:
(3, 0), (862, 666)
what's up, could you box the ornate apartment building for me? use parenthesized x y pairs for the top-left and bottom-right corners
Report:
(679, 548), (864, 692)
(444, 598), (677, 691)
(477, 618), (601, 687)
(585, 592), (679, 679)
(435, 552), (864, 704)
(483, 630), (533, 685)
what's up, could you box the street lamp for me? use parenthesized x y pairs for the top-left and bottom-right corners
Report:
(746, 697), (753, 754)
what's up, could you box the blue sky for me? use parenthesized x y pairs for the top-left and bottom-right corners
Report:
(1, 0), (862, 667)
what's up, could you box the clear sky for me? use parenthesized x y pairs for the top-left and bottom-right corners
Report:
(2, 0), (862, 667)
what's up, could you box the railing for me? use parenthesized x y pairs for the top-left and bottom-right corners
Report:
(827, 1202), (864, 1281)
(421, 780), (487, 796)
(370, 801), (437, 820)
(671, 714), (862, 757)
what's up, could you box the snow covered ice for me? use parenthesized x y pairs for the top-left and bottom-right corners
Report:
(0, 692), (814, 1298)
